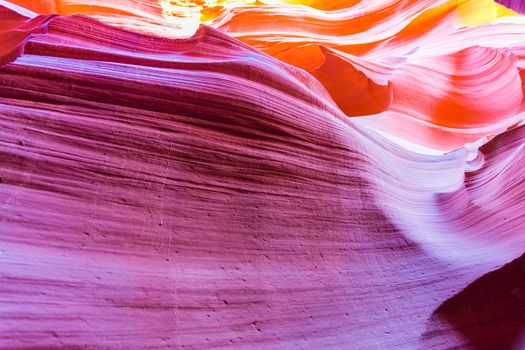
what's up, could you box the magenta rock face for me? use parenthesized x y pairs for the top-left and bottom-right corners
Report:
(0, 3), (524, 350)
(497, 0), (525, 13)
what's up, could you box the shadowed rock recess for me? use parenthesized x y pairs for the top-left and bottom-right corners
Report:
(0, 2), (524, 350)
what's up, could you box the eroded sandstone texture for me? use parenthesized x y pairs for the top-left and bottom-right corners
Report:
(0, 1), (524, 349)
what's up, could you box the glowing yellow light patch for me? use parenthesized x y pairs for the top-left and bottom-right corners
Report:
(456, 0), (518, 26)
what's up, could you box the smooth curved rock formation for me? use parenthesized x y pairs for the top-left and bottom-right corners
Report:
(0, 3), (524, 349)
(5, 0), (525, 151)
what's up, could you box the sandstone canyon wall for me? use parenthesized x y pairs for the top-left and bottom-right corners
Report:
(0, 1), (524, 349)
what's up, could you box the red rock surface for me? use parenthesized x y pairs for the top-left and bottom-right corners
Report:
(0, 3), (524, 350)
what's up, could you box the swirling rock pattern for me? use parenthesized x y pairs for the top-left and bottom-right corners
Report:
(0, 1), (524, 350)
(5, 0), (525, 151)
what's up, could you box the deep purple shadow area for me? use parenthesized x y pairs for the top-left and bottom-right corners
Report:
(423, 253), (525, 349)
